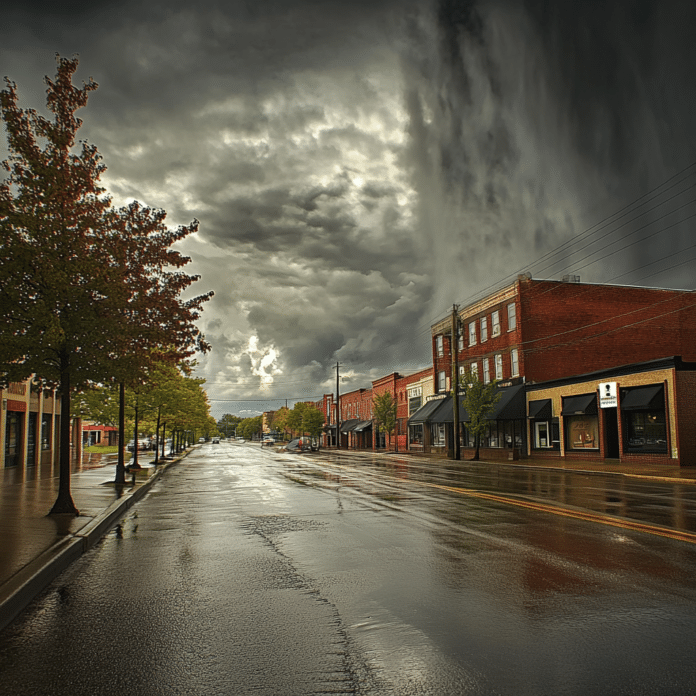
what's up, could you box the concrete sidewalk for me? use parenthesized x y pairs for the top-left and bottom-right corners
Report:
(0, 450), (191, 632)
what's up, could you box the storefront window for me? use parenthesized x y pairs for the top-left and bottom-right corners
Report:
(409, 424), (423, 446)
(564, 415), (599, 450)
(624, 411), (667, 453)
(533, 421), (560, 449)
(41, 413), (52, 450)
(432, 424), (445, 446)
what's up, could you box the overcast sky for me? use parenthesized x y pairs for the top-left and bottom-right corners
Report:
(3, 0), (696, 418)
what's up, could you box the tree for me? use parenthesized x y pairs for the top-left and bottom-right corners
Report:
(302, 405), (325, 440)
(458, 368), (501, 461)
(285, 403), (307, 437)
(237, 416), (262, 440)
(373, 390), (397, 451)
(217, 413), (242, 438)
(0, 57), (212, 512)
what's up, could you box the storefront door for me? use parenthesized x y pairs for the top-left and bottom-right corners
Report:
(5, 411), (22, 468)
(604, 407), (619, 458)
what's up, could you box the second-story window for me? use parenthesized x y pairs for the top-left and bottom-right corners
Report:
(480, 316), (488, 342)
(511, 348), (519, 376)
(492, 310), (501, 337)
(469, 322), (476, 346)
(495, 353), (503, 380)
(438, 370), (447, 392)
(436, 335), (444, 357)
(507, 303), (517, 331)
(471, 362), (479, 380)
(483, 358), (490, 384)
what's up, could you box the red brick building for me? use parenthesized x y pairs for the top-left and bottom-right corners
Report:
(423, 275), (696, 461)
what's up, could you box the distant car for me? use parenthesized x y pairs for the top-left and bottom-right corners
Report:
(261, 437), (276, 447)
(198, 437), (205, 443)
(212, 437), (220, 444)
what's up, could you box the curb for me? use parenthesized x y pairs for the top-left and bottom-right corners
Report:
(0, 450), (189, 632)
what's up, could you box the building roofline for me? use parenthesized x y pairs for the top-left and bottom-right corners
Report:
(526, 355), (696, 391)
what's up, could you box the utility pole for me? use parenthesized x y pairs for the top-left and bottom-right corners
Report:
(335, 362), (341, 450)
(452, 304), (461, 461)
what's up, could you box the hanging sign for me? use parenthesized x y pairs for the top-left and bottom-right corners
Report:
(599, 382), (617, 408)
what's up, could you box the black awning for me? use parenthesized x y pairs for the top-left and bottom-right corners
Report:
(528, 398), (552, 420)
(407, 397), (447, 424)
(353, 420), (373, 432)
(429, 384), (526, 423)
(488, 384), (527, 420)
(561, 393), (597, 416)
(621, 384), (664, 411)
(339, 419), (361, 433)
(323, 424), (336, 431)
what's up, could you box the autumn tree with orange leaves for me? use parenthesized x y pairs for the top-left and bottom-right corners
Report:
(0, 56), (212, 514)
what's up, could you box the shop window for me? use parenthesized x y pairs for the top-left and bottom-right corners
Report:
(623, 411), (667, 453)
(564, 415), (599, 451)
(480, 316), (488, 342)
(469, 322), (476, 346)
(41, 413), (52, 450)
(507, 303), (516, 331)
(409, 424), (423, 445)
(432, 423), (446, 446)
(533, 421), (560, 449)
(492, 310), (501, 337)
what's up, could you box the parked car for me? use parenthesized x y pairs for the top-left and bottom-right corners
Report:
(198, 437), (205, 443)
(212, 437), (220, 444)
(285, 437), (312, 453)
(261, 437), (276, 447)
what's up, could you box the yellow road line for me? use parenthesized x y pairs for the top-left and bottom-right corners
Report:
(416, 479), (696, 545)
(316, 460), (696, 545)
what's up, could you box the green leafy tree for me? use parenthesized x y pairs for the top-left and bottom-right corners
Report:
(458, 368), (501, 461)
(302, 405), (325, 440)
(217, 414), (242, 438)
(271, 407), (289, 439)
(237, 416), (262, 440)
(373, 390), (397, 451)
(286, 403), (307, 437)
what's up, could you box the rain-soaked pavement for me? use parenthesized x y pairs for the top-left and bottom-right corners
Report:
(2, 442), (696, 695)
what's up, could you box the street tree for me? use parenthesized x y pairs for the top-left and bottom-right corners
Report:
(0, 57), (212, 511)
(458, 368), (501, 461)
(302, 405), (325, 440)
(217, 413), (242, 438)
(373, 390), (397, 451)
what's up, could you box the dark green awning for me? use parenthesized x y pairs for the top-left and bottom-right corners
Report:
(339, 419), (361, 433)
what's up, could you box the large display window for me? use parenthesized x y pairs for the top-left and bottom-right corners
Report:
(621, 384), (667, 453)
(565, 415), (599, 450)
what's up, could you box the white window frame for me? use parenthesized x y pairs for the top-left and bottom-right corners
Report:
(483, 358), (490, 384)
(507, 303), (516, 331)
(495, 353), (503, 380)
(438, 370), (446, 392)
(436, 335), (444, 357)
(510, 348), (519, 377)
(480, 316), (488, 342)
(458, 333), (464, 351)
(471, 362), (479, 380)
(492, 310), (501, 337)
(468, 322), (476, 346)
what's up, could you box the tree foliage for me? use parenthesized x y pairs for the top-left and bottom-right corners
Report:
(373, 390), (397, 450)
(457, 368), (501, 461)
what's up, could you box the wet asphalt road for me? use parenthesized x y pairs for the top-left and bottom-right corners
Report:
(2, 442), (696, 695)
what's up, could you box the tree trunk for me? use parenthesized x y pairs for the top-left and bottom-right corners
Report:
(49, 358), (79, 516)
(132, 402), (141, 469)
(153, 406), (161, 465)
(115, 381), (126, 484)
(472, 432), (481, 461)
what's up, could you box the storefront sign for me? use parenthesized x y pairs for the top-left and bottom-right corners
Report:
(598, 382), (617, 409)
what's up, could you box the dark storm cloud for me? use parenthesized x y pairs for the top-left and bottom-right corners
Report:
(4, 0), (696, 412)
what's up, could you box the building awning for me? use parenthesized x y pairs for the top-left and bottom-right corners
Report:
(428, 384), (527, 423)
(407, 397), (447, 424)
(323, 424), (336, 431)
(561, 393), (597, 416)
(528, 398), (552, 420)
(621, 384), (664, 411)
(339, 419), (361, 433)
(353, 420), (373, 432)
